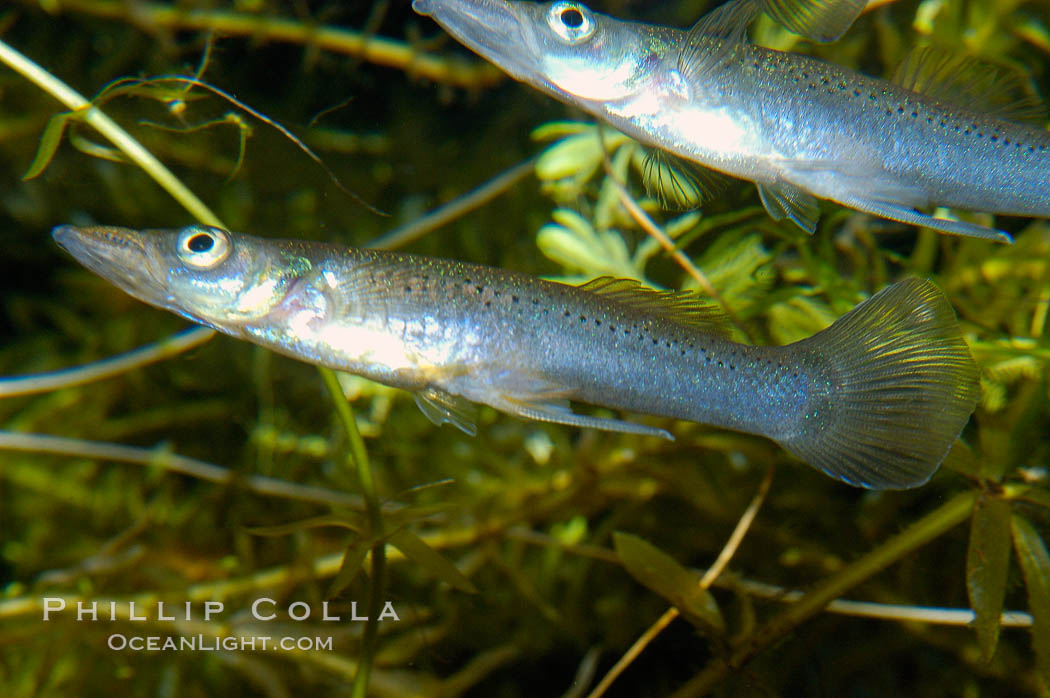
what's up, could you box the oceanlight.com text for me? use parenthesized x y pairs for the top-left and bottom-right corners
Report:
(107, 633), (334, 652)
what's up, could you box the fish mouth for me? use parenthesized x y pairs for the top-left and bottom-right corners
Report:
(52, 225), (170, 309)
(412, 0), (540, 83)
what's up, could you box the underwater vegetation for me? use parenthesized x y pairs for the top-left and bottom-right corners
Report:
(1, 0), (1050, 696)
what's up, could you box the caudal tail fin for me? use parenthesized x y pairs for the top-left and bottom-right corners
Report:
(781, 278), (980, 489)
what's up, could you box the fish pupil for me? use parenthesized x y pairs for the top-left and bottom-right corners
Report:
(188, 234), (214, 253)
(560, 8), (583, 28)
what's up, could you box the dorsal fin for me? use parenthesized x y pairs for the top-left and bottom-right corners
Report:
(757, 0), (866, 43)
(678, 0), (864, 84)
(577, 277), (731, 336)
(892, 45), (1046, 125)
(638, 148), (730, 210)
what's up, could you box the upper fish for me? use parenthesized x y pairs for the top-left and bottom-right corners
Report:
(412, 0), (1050, 243)
(54, 223), (979, 489)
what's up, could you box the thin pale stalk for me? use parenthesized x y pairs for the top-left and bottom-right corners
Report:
(594, 128), (751, 340)
(699, 464), (775, 588)
(0, 430), (362, 508)
(0, 36), (220, 385)
(367, 155), (538, 250)
(504, 528), (1034, 627)
(586, 464), (775, 698)
(672, 489), (979, 697)
(0, 327), (215, 397)
(585, 607), (679, 698)
(0, 38), (220, 225)
(23, 0), (503, 89)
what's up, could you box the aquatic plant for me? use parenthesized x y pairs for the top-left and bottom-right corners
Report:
(1, 0), (1049, 695)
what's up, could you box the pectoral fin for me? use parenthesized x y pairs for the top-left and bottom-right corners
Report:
(756, 181), (821, 234)
(491, 394), (674, 441)
(414, 387), (478, 436)
(639, 148), (730, 210)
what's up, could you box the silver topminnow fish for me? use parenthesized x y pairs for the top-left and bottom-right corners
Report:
(412, 0), (1050, 243)
(54, 223), (979, 489)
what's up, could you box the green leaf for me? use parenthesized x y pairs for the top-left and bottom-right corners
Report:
(1018, 487), (1050, 512)
(388, 529), (478, 594)
(613, 532), (725, 635)
(1011, 514), (1050, 689)
(530, 120), (592, 141)
(534, 131), (603, 182)
(23, 111), (72, 180)
(534, 126), (631, 182)
(68, 132), (128, 164)
(382, 502), (460, 530)
(966, 494), (1012, 661)
(536, 209), (637, 279)
(327, 537), (372, 599)
(940, 440), (983, 480)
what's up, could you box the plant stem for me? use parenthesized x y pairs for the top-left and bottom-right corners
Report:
(0, 37), (221, 226)
(672, 489), (979, 697)
(0, 326), (215, 397)
(317, 366), (385, 698)
(24, 0), (504, 89)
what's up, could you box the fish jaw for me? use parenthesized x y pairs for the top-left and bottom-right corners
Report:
(414, 0), (658, 103)
(52, 225), (173, 314)
(413, 0), (542, 83)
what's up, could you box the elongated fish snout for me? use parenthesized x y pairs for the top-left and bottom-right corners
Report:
(52, 224), (170, 308)
(412, 0), (537, 81)
(413, 0), (512, 24)
(53, 223), (143, 251)
(53, 224), (147, 271)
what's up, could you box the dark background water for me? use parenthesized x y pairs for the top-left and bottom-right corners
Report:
(2, 1), (1049, 696)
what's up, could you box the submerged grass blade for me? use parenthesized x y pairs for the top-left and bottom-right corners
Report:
(21, 110), (70, 180)
(0, 37), (221, 226)
(613, 531), (725, 634)
(1011, 514), (1050, 689)
(387, 529), (478, 594)
(673, 490), (978, 697)
(967, 494), (1012, 661)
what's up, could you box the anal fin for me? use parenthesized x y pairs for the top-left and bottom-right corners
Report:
(492, 394), (674, 441)
(836, 194), (1013, 243)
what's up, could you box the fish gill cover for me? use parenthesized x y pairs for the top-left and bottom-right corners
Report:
(1, 0), (1049, 696)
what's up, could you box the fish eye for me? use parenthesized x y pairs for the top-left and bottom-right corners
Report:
(176, 226), (231, 269)
(547, 2), (596, 44)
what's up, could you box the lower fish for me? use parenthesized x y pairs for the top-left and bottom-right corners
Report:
(54, 224), (979, 489)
